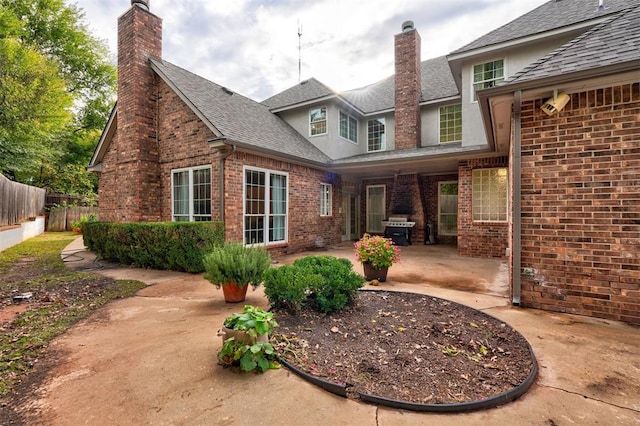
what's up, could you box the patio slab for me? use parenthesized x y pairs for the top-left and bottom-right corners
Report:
(22, 237), (638, 425)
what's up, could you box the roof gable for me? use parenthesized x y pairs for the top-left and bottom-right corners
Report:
(261, 78), (336, 110)
(452, 0), (638, 55)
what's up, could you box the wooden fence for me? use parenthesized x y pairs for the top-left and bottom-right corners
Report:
(47, 206), (99, 232)
(0, 173), (45, 227)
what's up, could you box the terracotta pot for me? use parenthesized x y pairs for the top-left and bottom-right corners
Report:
(221, 280), (249, 303)
(362, 262), (389, 282)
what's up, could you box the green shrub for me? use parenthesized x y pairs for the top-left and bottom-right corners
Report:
(294, 256), (365, 313)
(264, 256), (364, 314)
(263, 265), (320, 312)
(83, 221), (224, 273)
(203, 243), (271, 289)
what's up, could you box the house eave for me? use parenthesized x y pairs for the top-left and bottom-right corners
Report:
(88, 103), (117, 170)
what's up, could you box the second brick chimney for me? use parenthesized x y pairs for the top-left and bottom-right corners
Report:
(394, 21), (422, 150)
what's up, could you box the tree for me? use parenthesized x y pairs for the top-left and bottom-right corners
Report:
(0, 0), (115, 199)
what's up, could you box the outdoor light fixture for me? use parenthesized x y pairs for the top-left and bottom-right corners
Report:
(540, 91), (570, 116)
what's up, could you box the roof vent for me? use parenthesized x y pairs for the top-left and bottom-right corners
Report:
(131, 0), (149, 11)
(401, 21), (414, 33)
(221, 87), (234, 95)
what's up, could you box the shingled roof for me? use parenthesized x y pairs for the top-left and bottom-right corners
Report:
(263, 56), (459, 115)
(452, 0), (638, 55)
(150, 59), (331, 165)
(505, 3), (640, 84)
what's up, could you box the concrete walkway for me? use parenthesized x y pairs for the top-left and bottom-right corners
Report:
(23, 237), (640, 424)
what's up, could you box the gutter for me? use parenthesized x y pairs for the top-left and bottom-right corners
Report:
(512, 90), (522, 306)
(208, 138), (236, 222)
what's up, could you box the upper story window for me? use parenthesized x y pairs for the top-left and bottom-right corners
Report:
(320, 183), (332, 216)
(439, 104), (462, 143)
(367, 118), (386, 152)
(339, 111), (358, 143)
(472, 59), (504, 101)
(472, 168), (508, 222)
(172, 166), (212, 222)
(310, 107), (327, 136)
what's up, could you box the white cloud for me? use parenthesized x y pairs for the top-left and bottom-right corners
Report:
(73, 0), (549, 100)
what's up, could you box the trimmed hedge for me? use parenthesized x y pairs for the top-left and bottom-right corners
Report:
(83, 221), (224, 273)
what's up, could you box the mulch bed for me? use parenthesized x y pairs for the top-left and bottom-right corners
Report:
(272, 290), (536, 406)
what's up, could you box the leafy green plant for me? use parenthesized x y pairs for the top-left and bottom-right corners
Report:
(223, 305), (278, 338)
(263, 265), (318, 312)
(264, 256), (364, 314)
(70, 213), (97, 233)
(354, 233), (401, 268)
(218, 305), (280, 373)
(203, 243), (271, 289)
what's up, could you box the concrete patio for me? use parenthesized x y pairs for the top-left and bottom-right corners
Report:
(16, 237), (639, 424)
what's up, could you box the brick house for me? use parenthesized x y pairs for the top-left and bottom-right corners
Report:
(90, 0), (639, 323)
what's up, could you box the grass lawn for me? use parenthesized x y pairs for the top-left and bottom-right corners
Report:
(0, 232), (146, 396)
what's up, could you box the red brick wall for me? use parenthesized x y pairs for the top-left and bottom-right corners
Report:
(223, 152), (343, 256)
(458, 157), (509, 258)
(519, 83), (640, 324)
(394, 26), (421, 150)
(422, 174), (458, 245)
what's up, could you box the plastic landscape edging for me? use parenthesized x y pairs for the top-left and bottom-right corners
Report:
(277, 289), (541, 412)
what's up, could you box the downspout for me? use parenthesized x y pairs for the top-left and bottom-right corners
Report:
(208, 138), (235, 222)
(512, 90), (522, 306)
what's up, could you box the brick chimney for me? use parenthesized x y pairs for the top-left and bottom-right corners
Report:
(394, 21), (421, 150)
(113, 0), (162, 222)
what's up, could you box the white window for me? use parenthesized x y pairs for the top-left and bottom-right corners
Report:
(439, 104), (462, 143)
(320, 183), (332, 216)
(172, 166), (211, 222)
(438, 182), (458, 236)
(367, 118), (386, 152)
(473, 59), (504, 101)
(339, 111), (358, 143)
(472, 168), (508, 222)
(310, 107), (327, 136)
(366, 185), (385, 233)
(244, 167), (288, 245)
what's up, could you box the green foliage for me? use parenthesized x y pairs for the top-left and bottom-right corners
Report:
(0, 0), (116, 193)
(263, 256), (365, 314)
(223, 305), (278, 338)
(203, 243), (271, 289)
(263, 265), (318, 313)
(83, 222), (225, 273)
(70, 213), (97, 233)
(217, 338), (279, 373)
(218, 305), (280, 373)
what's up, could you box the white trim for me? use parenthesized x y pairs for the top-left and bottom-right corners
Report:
(366, 184), (386, 233)
(309, 106), (328, 137)
(471, 167), (508, 223)
(339, 110), (358, 144)
(471, 58), (506, 103)
(438, 104), (462, 144)
(438, 181), (458, 236)
(171, 165), (212, 222)
(367, 117), (386, 152)
(242, 165), (289, 246)
(320, 183), (332, 217)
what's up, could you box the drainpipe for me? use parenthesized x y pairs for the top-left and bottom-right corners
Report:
(208, 138), (235, 222)
(512, 90), (522, 306)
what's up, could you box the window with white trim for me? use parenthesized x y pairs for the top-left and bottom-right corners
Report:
(366, 185), (386, 233)
(473, 59), (504, 101)
(172, 166), (212, 222)
(438, 182), (458, 235)
(244, 167), (288, 245)
(339, 111), (358, 143)
(439, 104), (462, 143)
(310, 107), (327, 136)
(320, 183), (332, 216)
(472, 168), (508, 222)
(367, 118), (386, 152)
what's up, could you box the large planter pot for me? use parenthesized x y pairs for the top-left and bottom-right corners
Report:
(221, 281), (249, 303)
(362, 263), (389, 282)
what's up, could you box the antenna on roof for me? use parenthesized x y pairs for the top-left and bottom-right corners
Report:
(297, 20), (303, 82)
(598, 0), (606, 10)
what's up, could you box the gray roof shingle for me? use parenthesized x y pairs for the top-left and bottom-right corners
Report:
(263, 56), (459, 115)
(150, 59), (331, 165)
(506, 4), (640, 83)
(452, 0), (638, 55)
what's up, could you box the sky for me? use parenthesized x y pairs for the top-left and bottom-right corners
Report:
(73, 0), (550, 101)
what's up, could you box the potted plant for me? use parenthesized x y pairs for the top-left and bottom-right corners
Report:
(217, 305), (280, 373)
(203, 242), (271, 303)
(354, 233), (400, 282)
